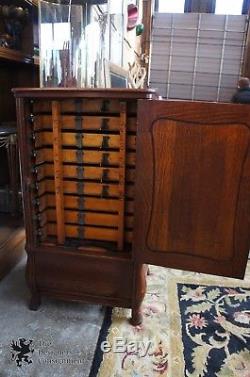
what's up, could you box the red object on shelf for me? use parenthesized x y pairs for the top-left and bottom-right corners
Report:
(127, 4), (138, 31)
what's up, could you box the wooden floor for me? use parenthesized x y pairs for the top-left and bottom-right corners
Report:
(0, 214), (25, 280)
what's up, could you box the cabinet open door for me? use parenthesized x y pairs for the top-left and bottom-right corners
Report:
(133, 100), (250, 279)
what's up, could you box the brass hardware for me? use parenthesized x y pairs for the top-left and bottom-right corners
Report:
(29, 114), (35, 123)
(78, 193), (85, 211)
(102, 169), (109, 182)
(101, 136), (110, 149)
(101, 185), (109, 197)
(76, 132), (83, 149)
(76, 150), (83, 164)
(75, 115), (82, 131)
(78, 211), (85, 226)
(100, 118), (109, 131)
(77, 165), (84, 180)
(101, 153), (109, 166)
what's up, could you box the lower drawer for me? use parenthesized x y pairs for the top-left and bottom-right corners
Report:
(33, 250), (134, 305)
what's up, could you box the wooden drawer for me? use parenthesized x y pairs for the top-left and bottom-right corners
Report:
(35, 164), (136, 183)
(34, 179), (134, 199)
(34, 115), (137, 133)
(35, 251), (134, 303)
(19, 93), (143, 250)
(34, 131), (136, 150)
(36, 194), (134, 214)
(45, 223), (132, 243)
(32, 99), (137, 114)
(43, 209), (134, 229)
(34, 148), (136, 167)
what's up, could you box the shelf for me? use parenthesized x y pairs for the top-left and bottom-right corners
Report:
(0, 47), (34, 65)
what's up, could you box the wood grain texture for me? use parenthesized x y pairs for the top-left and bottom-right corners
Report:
(36, 194), (135, 214)
(35, 250), (134, 308)
(52, 101), (65, 244)
(13, 88), (156, 99)
(44, 209), (134, 228)
(134, 100), (250, 278)
(117, 102), (127, 250)
(35, 164), (135, 183)
(45, 223), (133, 243)
(33, 180), (134, 198)
(16, 98), (37, 247)
(34, 132), (136, 150)
(34, 148), (136, 167)
(33, 115), (137, 132)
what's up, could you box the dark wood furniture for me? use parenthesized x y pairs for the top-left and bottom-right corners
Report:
(13, 90), (250, 324)
(0, 1), (38, 279)
(0, 0), (38, 122)
(0, 125), (19, 215)
(0, 0), (38, 212)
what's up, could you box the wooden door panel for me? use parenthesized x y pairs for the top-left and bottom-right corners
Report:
(134, 100), (250, 278)
(148, 121), (248, 260)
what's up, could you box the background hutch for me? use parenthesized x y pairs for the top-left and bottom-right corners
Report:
(0, 0), (38, 279)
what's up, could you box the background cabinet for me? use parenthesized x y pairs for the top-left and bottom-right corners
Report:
(0, 0), (38, 280)
(0, 0), (38, 122)
(0, 0), (39, 212)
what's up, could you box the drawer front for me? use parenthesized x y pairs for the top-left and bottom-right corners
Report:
(35, 251), (133, 302)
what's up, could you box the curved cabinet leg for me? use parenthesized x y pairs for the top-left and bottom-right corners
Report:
(130, 263), (147, 326)
(131, 306), (143, 326)
(29, 292), (41, 311)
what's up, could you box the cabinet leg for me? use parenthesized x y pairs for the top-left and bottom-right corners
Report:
(130, 263), (147, 326)
(29, 292), (41, 311)
(130, 306), (143, 326)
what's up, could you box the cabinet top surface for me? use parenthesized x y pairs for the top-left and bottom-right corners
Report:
(12, 88), (157, 99)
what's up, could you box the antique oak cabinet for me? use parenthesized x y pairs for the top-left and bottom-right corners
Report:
(13, 89), (250, 325)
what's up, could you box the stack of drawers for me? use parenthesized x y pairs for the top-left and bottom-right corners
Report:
(29, 96), (139, 250)
(13, 89), (155, 322)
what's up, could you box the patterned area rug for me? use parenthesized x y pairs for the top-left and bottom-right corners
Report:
(89, 262), (250, 377)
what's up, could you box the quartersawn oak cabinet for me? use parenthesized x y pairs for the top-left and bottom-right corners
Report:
(13, 89), (250, 325)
